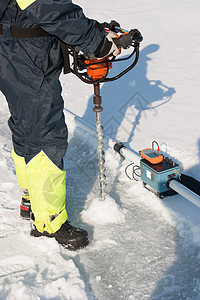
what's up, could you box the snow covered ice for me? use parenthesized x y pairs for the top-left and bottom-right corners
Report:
(1, 0), (200, 299)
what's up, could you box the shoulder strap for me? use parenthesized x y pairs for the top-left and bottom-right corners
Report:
(59, 40), (72, 74)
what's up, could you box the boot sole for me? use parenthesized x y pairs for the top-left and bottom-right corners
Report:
(58, 236), (89, 251)
(31, 228), (89, 250)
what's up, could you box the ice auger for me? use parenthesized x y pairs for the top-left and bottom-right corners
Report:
(67, 23), (143, 201)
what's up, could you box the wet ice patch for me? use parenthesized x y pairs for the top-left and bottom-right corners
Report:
(81, 194), (126, 225)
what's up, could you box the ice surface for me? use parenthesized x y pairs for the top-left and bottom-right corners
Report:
(65, 135), (200, 300)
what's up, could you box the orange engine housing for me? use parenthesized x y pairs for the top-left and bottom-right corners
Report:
(84, 58), (112, 80)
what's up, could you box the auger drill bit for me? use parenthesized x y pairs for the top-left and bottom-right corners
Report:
(93, 83), (106, 201)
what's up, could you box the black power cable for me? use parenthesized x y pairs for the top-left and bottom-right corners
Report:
(152, 140), (160, 151)
(125, 163), (141, 181)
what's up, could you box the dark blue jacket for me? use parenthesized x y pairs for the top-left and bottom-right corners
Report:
(0, 0), (104, 55)
(0, 0), (105, 167)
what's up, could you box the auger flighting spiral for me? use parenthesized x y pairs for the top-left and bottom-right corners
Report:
(93, 83), (106, 201)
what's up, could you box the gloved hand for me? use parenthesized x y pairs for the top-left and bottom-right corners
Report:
(94, 31), (120, 59)
(113, 29), (142, 49)
(101, 20), (121, 33)
(92, 22), (142, 59)
(129, 29), (143, 42)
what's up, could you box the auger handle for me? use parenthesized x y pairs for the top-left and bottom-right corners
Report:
(69, 23), (143, 84)
(72, 41), (141, 84)
(105, 46), (140, 82)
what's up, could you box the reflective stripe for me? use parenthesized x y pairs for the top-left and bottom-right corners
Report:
(16, 0), (36, 10)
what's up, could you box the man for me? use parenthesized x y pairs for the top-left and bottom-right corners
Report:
(0, 0), (132, 250)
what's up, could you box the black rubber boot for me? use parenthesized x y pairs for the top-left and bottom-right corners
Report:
(30, 221), (89, 251)
(20, 198), (32, 220)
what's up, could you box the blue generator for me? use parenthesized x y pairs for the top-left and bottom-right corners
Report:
(140, 156), (180, 198)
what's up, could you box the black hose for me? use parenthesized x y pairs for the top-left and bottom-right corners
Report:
(180, 173), (200, 196)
